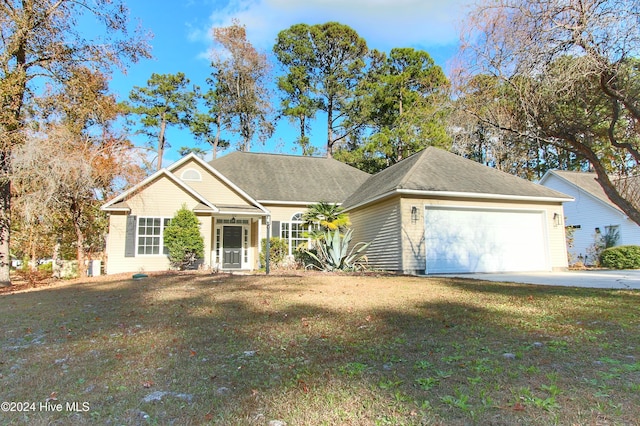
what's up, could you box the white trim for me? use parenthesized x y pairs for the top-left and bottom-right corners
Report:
(280, 212), (309, 256)
(398, 189), (571, 202)
(135, 216), (172, 257)
(103, 153), (269, 215)
(168, 154), (269, 215)
(213, 221), (252, 270)
(180, 168), (202, 181)
(105, 206), (130, 212)
(343, 188), (571, 212)
(540, 170), (626, 219)
(101, 169), (218, 212)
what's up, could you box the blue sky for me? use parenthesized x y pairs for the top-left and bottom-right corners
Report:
(109, 0), (476, 165)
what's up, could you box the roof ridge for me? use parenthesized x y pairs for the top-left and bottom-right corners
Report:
(396, 148), (431, 188)
(217, 151), (331, 160)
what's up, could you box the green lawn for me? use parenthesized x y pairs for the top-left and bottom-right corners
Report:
(1, 272), (639, 425)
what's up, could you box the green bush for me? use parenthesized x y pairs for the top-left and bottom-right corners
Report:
(600, 245), (640, 269)
(260, 237), (288, 268)
(294, 247), (321, 270)
(164, 205), (204, 270)
(37, 262), (53, 274)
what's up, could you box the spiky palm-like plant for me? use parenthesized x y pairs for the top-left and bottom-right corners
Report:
(303, 202), (350, 231)
(305, 228), (369, 271)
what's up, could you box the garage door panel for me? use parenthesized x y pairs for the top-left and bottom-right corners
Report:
(425, 207), (549, 274)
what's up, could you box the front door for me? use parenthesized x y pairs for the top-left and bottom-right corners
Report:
(222, 226), (242, 269)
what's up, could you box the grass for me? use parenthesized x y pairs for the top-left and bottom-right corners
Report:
(1, 271), (640, 425)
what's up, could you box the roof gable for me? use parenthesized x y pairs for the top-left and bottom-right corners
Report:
(343, 147), (572, 209)
(209, 152), (371, 203)
(540, 170), (636, 214)
(102, 169), (217, 212)
(102, 153), (267, 214)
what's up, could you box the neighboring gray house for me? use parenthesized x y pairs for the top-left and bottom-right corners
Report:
(343, 148), (572, 274)
(102, 147), (572, 275)
(540, 170), (640, 264)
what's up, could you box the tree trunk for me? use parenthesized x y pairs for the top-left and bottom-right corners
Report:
(326, 98), (334, 158)
(0, 152), (11, 286)
(52, 239), (61, 279)
(70, 200), (87, 279)
(157, 118), (167, 171)
(212, 116), (221, 159)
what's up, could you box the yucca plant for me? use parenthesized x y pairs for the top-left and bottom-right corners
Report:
(305, 228), (369, 271)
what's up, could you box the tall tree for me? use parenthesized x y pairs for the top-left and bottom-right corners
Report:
(0, 0), (150, 285)
(336, 48), (451, 173)
(127, 72), (198, 170)
(276, 61), (320, 155)
(456, 0), (640, 225)
(13, 67), (143, 278)
(14, 126), (141, 278)
(210, 20), (274, 152)
(274, 22), (369, 157)
(188, 88), (230, 159)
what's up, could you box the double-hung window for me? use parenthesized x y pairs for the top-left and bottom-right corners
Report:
(137, 217), (171, 255)
(280, 213), (309, 255)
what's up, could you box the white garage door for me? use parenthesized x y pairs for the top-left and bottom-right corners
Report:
(424, 206), (550, 274)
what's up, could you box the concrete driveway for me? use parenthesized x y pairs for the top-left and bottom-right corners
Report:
(433, 270), (640, 289)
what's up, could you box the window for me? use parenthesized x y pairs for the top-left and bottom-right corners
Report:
(137, 217), (171, 255)
(604, 225), (621, 248)
(181, 168), (201, 181)
(281, 212), (309, 255)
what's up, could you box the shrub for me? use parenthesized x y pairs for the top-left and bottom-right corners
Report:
(305, 228), (369, 271)
(294, 247), (321, 270)
(37, 262), (53, 274)
(260, 237), (288, 268)
(164, 205), (204, 270)
(600, 245), (640, 269)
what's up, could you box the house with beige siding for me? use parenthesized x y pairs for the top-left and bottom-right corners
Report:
(102, 147), (572, 275)
(101, 152), (370, 274)
(342, 148), (573, 274)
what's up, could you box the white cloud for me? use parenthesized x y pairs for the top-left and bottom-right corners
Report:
(194, 0), (475, 54)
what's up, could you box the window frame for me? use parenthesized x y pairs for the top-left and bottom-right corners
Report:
(180, 168), (202, 181)
(136, 217), (171, 256)
(280, 212), (310, 256)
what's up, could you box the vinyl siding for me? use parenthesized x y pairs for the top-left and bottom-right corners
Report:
(172, 159), (251, 206)
(349, 197), (402, 272)
(542, 174), (640, 264)
(105, 175), (213, 274)
(400, 198), (426, 274)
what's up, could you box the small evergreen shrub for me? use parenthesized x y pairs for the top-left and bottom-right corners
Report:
(600, 245), (640, 269)
(260, 237), (288, 268)
(164, 205), (204, 270)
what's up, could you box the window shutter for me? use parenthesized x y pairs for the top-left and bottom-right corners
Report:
(271, 221), (280, 238)
(125, 215), (137, 257)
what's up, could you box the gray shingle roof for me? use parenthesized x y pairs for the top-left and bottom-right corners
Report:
(209, 152), (371, 203)
(342, 147), (572, 209)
